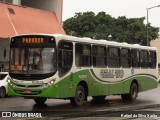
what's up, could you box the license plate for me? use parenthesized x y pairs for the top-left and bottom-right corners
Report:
(23, 90), (31, 93)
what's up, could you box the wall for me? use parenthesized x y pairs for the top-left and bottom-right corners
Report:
(21, 0), (62, 24)
(0, 0), (63, 23)
(0, 38), (10, 71)
(13, 0), (21, 5)
(150, 36), (160, 64)
(0, 0), (12, 3)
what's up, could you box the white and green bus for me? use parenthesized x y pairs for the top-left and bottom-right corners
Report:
(8, 34), (158, 106)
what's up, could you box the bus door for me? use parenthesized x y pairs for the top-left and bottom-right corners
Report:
(58, 41), (73, 98)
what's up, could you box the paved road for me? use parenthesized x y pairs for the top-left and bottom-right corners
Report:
(66, 107), (160, 120)
(0, 86), (159, 119)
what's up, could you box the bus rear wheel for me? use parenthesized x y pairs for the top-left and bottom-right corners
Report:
(34, 97), (47, 104)
(121, 83), (138, 102)
(70, 85), (86, 106)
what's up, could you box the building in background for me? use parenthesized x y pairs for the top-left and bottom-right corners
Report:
(0, 0), (64, 71)
(0, 0), (63, 23)
(150, 36), (160, 64)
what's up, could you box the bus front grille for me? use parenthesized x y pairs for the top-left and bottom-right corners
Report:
(16, 84), (41, 88)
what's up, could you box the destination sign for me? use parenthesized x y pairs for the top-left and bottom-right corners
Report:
(10, 36), (56, 47)
(22, 37), (44, 44)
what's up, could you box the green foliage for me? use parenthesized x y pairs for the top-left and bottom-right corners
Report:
(63, 11), (159, 46)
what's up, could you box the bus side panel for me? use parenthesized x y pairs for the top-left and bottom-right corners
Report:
(137, 76), (158, 92)
(123, 75), (158, 93)
(67, 69), (102, 97)
(8, 70), (158, 98)
(72, 69), (101, 97)
(58, 75), (73, 98)
(38, 85), (59, 98)
(53, 69), (95, 98)
(101, 83), (109, 96)
(123, 78), (133, 93)
(108, 82), (123, 95)
(46, 74), (76, 98)
(8, 85), (17, 96)
(91, 82), (102, 96)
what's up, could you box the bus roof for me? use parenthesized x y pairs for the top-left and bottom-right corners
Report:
(11, 33), (157, 51)
(54, 34), (157, 51)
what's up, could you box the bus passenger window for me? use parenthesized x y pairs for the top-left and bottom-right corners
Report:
(63, 51), (72, 67)
(75, 43), (91, 67)
(140, 51), (148, 68)
(108, 47), (120, 68)
(131, 49), (140, 68)
(121, 48), (131, 68)
(93, 45), (106, 67)
(149, 51), (156, 68)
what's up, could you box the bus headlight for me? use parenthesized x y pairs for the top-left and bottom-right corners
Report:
(41, 79), (56, 89)
(7, 79), (11, 83)
(50, 79), (55, 84)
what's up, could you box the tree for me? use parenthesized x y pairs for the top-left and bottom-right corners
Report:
(63, 11), (159, 46)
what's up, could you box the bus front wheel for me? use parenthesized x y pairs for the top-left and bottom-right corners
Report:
(70, 85), (86, 106)
(34, 97), (47, 104)
(121, 83), (138, 102)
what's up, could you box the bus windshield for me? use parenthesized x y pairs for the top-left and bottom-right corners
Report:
(10, 47), (57, 75)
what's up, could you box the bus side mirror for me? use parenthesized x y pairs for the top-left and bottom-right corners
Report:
(3, 48), (6, 59)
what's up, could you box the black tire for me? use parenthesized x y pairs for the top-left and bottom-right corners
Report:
(70, 85), (85, 106)
(92, 95), (106, 100)
(0, 87), (6, 98)
(34, 97), (47, 104)
(121, 83), (138, 102)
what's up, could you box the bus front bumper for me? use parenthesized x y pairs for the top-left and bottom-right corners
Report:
(7, 82), (59, 98)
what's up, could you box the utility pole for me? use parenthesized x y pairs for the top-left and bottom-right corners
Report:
(146, 5), (160, 46)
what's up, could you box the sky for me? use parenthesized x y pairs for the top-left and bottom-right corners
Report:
(63, 0), (160, 27)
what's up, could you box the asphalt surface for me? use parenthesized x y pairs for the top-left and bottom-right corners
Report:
(0, 85), (160, 119)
